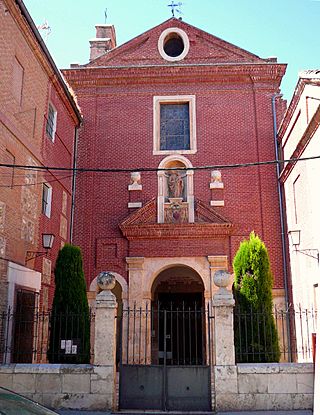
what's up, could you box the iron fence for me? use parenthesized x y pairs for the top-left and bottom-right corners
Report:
(234, 304), (317, 363)
(0, 307), (95, 364)
(118, 302), (213, 366)
(1, 303), (316, 365)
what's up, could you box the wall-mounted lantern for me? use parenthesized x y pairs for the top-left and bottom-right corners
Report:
(25, 233), (55, 264)
(288, 230), (319, 263)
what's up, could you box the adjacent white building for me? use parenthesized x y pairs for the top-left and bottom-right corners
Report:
(278, 70), (320, 361)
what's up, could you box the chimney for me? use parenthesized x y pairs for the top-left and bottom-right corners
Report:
(89, 24), (117, 62)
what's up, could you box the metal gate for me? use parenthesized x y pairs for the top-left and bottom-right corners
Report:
(118, 302), (213, 411)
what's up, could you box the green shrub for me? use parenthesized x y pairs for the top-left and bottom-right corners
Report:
(48, 244), (90, 363)
(233, 232), (280, 363)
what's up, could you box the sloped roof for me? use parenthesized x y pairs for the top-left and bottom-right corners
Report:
(85, 17), (269, 68)
(278, 69), (320, 138)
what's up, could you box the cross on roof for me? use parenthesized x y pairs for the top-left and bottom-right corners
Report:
(167, 0), (183, 17)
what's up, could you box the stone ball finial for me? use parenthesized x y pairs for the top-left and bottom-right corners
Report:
(213, 269), (231, 289)
(211, 170), (222, 183)
(97, 271), (116, 291)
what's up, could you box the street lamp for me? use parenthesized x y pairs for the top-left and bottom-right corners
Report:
(288, 229), (301, 247)
(25, 233), (55, 264)
(288, 230), (319, 263)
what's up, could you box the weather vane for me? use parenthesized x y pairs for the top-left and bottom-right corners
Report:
(104, 8), (108, 23)
(167, 0), (183, 17)
(37, 20), (51, 42)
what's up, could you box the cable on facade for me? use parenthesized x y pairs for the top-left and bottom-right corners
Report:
(0, 154), (319, 175)
(0, 174), (75, 189)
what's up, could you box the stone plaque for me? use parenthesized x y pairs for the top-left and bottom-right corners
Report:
(59, 215), (68, 240)
(42, 286), (49, 311)
(0, 236), (6, 256)
(21, 186), (37, 218)
(0, 202), (5, 231)
(62, 191), (68, 216)
(21, 217), (35, 243)
(42, 258), (52, 285)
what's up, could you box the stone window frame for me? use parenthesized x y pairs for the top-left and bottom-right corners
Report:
(46, 103), (57, 142)
(42, 182), (52, 218)
(153, 95), (197, 156)
(158, 27), (190, 62)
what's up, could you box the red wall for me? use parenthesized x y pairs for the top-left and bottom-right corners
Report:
(64, 20), (287, 290)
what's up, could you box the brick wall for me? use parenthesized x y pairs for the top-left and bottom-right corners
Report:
(64, 19), (287, 292)
(0, 0), (79, 312)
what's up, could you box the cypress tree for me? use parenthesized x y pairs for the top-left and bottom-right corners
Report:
(233, 232), (280, 363)
(48, 244), (90, 363)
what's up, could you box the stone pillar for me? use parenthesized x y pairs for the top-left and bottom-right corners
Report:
(212, 270), (237, 412)
(94, 272), (117, 366)
(126, 257), (144, 306)
(212, 269), (235, 365)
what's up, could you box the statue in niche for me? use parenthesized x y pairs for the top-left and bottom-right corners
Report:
(166, 170), (185, 199)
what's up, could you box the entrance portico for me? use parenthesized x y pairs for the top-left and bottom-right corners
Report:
(126, 255), (229, 307)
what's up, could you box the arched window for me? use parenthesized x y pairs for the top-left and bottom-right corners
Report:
(157, 155), (194, 224)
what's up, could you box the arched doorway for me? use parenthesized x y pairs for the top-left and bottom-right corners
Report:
(151, 266), (206, 365)
(119, 265), (212, 411)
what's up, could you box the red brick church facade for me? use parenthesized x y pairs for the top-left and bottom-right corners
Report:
(64, 18), (287, 309)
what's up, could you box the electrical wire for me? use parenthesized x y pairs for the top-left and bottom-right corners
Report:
(0, 174), (75, 189)
(0, 154), (319, 174)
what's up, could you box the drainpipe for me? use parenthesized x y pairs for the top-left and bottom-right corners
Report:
(271, 93), (292, 361)
(70, 126), (79, 244)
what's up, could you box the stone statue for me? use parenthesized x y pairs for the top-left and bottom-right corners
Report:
(211, 170), (222, 184)
(167, 171), (185, 199)
(130, 171), (141, 186)
(210, 170), (224, 189)
(128, 171), (142, 191)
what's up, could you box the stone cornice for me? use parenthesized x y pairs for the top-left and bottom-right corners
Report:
(278, 77), (320, 140)
(120, 222), (233, 240)
(63, 63), (286, 89)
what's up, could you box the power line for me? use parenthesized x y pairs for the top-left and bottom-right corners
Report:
(0, 174), (74, 189)
(0, 154), (319, 174)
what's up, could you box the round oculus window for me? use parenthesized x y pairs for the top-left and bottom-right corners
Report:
(164, 33), (184, 57)
(158, 28), (190, 62)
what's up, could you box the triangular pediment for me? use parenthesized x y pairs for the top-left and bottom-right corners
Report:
(121, 199), (158, 227)
(119, 198), (233, 240)
(195, 200), (232, 224)
(86, 18), (266, 68)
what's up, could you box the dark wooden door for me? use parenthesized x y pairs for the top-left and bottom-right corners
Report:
(13, 289), (36, 363)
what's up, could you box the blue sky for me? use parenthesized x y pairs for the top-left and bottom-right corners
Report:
(24, 0), (319, 102)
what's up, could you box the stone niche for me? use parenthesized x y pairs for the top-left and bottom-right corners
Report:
(157, 155), (194, 223)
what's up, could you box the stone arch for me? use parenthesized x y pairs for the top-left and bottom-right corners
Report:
(158, 154), (193, 170)
(157, 155), (194, 223)
(146, 259), (209, 299)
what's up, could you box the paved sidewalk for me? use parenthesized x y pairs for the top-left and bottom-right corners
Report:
(57, 411), (313, 415)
